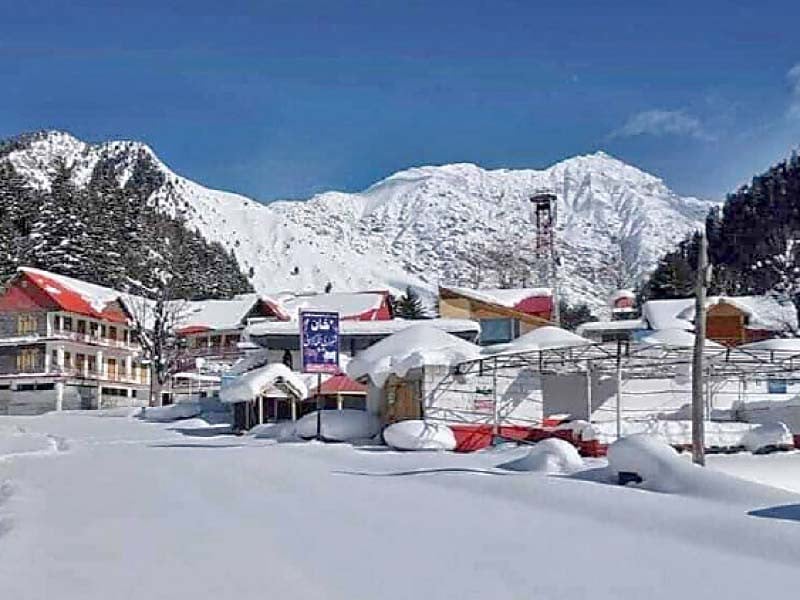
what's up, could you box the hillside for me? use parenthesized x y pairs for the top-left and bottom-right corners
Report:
(0, 131), (714, 312)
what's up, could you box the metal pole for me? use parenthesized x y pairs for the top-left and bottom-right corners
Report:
(492, 358), (499, 438)
(316, 373), (323, 440)
(586, 362), (593, 424)
(615, 343), (623, 440)
(692, 231), (709, 466)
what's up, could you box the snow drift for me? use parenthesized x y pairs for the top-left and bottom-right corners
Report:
(0, 425), (60, 459)
(295, 410), (380, 442)
(607, 434), (798, 504)
(139, 403), (203, 423)
(497, 438), (584, 474)
(740, 422), (794, 453)
(249, 421), (301, 443)
(383, 420), (457, 451)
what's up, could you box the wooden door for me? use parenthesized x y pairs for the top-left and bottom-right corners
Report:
(388, 382), (421, 423)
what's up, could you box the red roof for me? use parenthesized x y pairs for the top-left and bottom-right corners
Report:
(13, 269), (128, 323)
(311, 374), (367, 396)
(514, 295), (554, 316)
(176, 325), (212, 335)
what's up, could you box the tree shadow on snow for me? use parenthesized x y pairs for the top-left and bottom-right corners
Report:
(168, 425), (234, 438)
(148, 442), (248, 449)
(749, 504), (800, 523)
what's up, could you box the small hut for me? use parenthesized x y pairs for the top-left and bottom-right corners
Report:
(220, 363), (308, 431)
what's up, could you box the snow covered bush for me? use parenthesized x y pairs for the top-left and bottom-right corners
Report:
(497, 438), (584, 474)
(139, 403), (203, 423)
(295, 410), (380, 442)
(607, 434), (687, 493)
(383, 420), (456, 451)
(740, 422), (794, 454)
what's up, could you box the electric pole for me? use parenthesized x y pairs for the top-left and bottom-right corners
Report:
(692, 231), (709, 466)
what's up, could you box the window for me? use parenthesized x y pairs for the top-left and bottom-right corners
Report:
(210, 335), (221, 348)
(17, 314), (38, 335)
(479, 318), (518, 345)
(76, 353), (86, 372)
(16, 348), (39, 372)
(53, 315), (61, 330)
(101, 325), (107, 338)
(107, 358), (118, 380)
(63, 317), (73, 332)
(108, 326), (117, 341)
(77, 320), (87, 335)
(64, 352), (72, 368)
(90, 322), (99, 337)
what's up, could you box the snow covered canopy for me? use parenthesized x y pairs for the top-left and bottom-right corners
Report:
(639, 328), (723, 349)
(487, 326), (595, 356)
(219, 363), (309, 404)
(347, 323), (483, 387)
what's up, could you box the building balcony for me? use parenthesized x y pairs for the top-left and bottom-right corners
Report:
(49, 330), (139, 350)
(49, 367), (147, 385)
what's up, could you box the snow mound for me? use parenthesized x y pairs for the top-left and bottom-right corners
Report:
(295, 410), (380, 442)
(607, 434), (797, 504)
(249, 421), (301, 442)
(0, 426), (59, 458)
(220, 363), (308, 403)
(383, 420), (456, 451)
(740, 423), (794, 454)
(140, 403), (203, 423)
(348, 323), (482, 387)
(498, 438), (584, 474)
(640, 328), (722, 349)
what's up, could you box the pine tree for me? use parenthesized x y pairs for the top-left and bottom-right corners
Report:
(395, 287), (427, 319)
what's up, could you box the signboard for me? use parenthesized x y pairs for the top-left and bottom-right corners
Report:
(300, 311), (340, 374)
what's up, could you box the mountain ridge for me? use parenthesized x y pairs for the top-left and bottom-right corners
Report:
(0, 130), (715, 314)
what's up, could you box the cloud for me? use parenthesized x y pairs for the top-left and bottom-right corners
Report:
(788, 63), (800, 119)
(610, 109), (714, 141)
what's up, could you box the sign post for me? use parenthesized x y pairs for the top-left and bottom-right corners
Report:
(300, 311), (340, 441)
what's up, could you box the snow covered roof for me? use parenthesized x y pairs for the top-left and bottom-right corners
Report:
(347, 323), (483, 387)
(486, 326), (595, 355)
(639, 328), (723, 349)
(576, 319), (645, 336)
(276, 291), (391, 321)
(676, 296), (797, 332)
(444, 286), (552, 310)
(247, 317), (480, 339)
(641, 298), (695, 331)
(219, 363), (308, 403)
(178, 294), (270, 333)
(739, 338), (800, 353)
(609, 289), (636, 305)
(17, 267), (133, 323)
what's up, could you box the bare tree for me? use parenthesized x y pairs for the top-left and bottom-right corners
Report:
(125, 274), (188, 407)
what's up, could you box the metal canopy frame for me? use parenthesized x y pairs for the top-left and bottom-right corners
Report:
(454, 340), (800, 380)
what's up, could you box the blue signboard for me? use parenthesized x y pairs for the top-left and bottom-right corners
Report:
(300, 311), (340, 374)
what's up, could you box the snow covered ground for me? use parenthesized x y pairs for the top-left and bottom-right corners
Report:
(1, 411), (799, 599)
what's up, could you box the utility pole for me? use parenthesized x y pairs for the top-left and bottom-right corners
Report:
(692, 231), (710, 466)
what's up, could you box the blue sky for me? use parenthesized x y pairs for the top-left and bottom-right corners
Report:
(1, 0), (799, 201)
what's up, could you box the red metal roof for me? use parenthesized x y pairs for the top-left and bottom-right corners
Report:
(311, 374), (367, 396)
(16, 270), (128, 323)
(513, 295), (554, 316)
(176, 325), (212, 335)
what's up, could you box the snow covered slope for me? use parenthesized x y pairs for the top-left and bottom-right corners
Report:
(1, 131), (713, 312)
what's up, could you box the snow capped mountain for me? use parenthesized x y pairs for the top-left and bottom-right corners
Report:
(1, 131), (714, 314)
